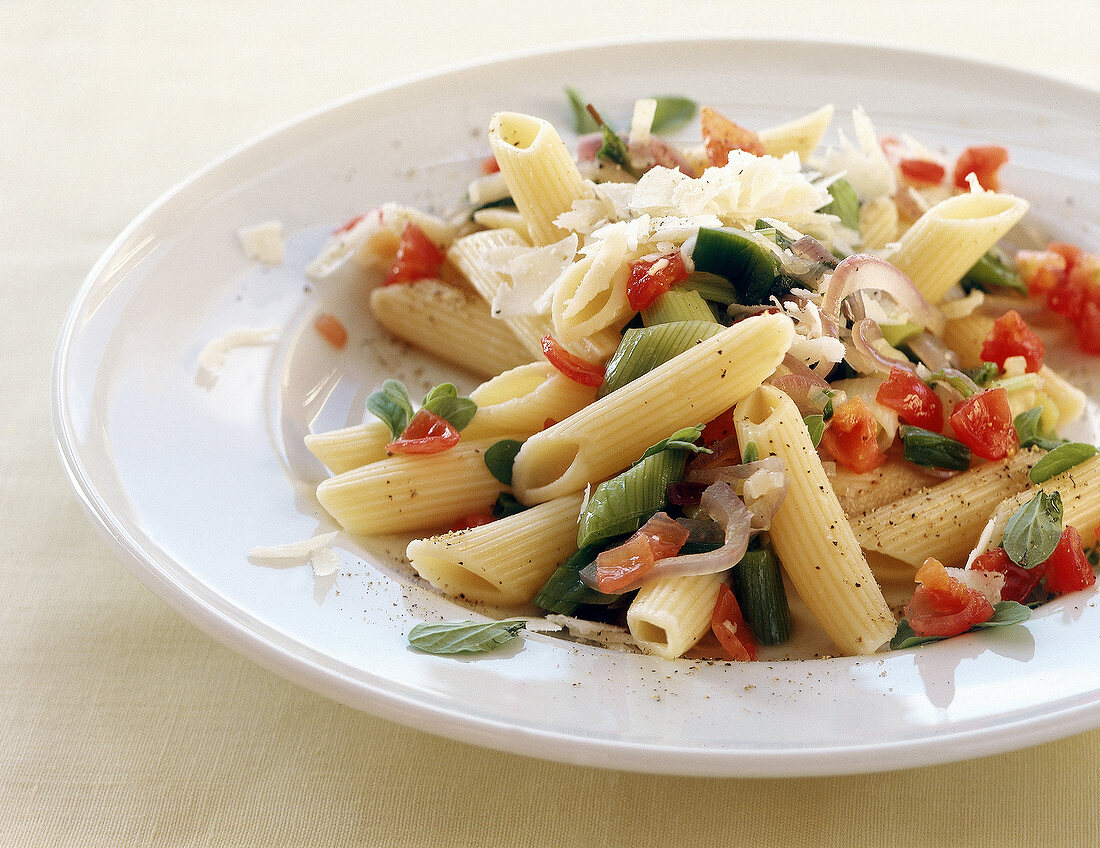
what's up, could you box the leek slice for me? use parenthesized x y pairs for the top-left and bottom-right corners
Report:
(598, 320), (724, 397)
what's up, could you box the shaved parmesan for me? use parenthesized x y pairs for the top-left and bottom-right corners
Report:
(249, 531), (341, 577)
(489, 234), (578, 317)
(237, 221), (285, 266)
(197, 326), (279, 377)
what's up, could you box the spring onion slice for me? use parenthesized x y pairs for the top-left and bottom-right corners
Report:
(598, 320), (723, 397)
(732, 544), (791, 645)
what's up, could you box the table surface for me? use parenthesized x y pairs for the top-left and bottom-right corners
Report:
(4, 1), (1098, 845)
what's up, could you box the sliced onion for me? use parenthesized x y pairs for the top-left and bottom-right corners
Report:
(790, 235), (838, 267)
(905, 331), (959, 371)
(630, 136), (700, 178)
(847, 318), (917, 375)
(770, 372), (831, 415)
(685, 458), (788, 530)
(823, 253), (945, 335)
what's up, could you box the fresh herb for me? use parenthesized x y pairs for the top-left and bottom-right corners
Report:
(635, 424), (710, 464)
(533, 545), (619, 615)
(741, 440), (760, 464)
(491, 492), (527, 520)
(595, 121), (637, 176)
(899, 425), (972, 471)
(961, 247), (1028, 295)
(804, 415), (825, 448)
(650, 96), (697, 133)
(484, 438), (524, 485)
(422, 383), (477, 430)
(1013, 406), (1065, 451)
(926, 368), (980, 398)
(565, 87), (599, 134)
(1002, 490), (1064, 569)
(408, 619), (528, 654)
(366, 379), (416, 439)
(1028, 442), (1098, 484)
(891, 601), (1032, 649)
(821, 179), (860, 231)
(964, 361), (1001, 387)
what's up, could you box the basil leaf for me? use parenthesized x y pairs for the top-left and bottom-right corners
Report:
(422, 383), (477, 431)
(484, 439), (523, 485)
(899, 425), (972, 471)
(1002, 490), (1064, 568)
(366, 379), (414, 439)
(1029, 442), (1099, 484)
(1013, 406), (1065, 451)
(972, 601), (1032, 629)
(821, 179), (860, 231)
(565, 87), (599, 134)
(492, 492), (527, 520)
(742, 440), (760, 464)
(961, 247), (1028, 295)
(890, 617), (942, 649)
(804, 415), (825, 448)
(634, 424), (709, 464)
(650, 96), (697, 134)
(408, 619), (528, 654)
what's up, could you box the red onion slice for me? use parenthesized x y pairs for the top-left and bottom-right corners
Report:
(686, 459), (788, 531)
(823, 254), (945, 335)
(847, 318), (918, 375)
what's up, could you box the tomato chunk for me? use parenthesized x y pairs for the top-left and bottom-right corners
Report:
(383, 222), (446, 286)
(626, 251), (689, 311)
(1017, 249), (1067, 295)
(819, 396), (887, 474)
(313, 313), (348, 349)
(711, 583), (757, 661)
(948, 387), (1018, 461)
(903, 558), (994, 638)
(594, 512), (689, 593)
(1042, 525), (1097, 596)
(980, 309), (1045, 373)
(700, 106), (765, 166)
(448, 513), (495, 532)
(952, 145), (1009, 191)
(541, 334), (605, 387)
(875, 367), (944, 431)
(386, 408), (460, 455)
(898, 158), (946, 185)
(1077, 302), (1100, 356)
(971, 546), (1045, 604)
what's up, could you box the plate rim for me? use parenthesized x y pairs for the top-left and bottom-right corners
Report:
(52, 34), (1100, 777)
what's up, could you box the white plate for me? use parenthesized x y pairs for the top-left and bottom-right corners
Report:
(53, 38), (1100, 776)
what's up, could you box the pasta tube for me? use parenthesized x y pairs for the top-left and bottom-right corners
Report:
(627, 573), (725, 660)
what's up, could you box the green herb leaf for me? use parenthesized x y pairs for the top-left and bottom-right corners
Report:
(742, 440), (760, 464)
(484, 439), (524, 485)
(597, 123), (637, 176)
(650, 96), (697, 134)
(804, 415), (825, 448)
(408, 619), (528, 654)
(491, 492), (527, 520)
(634, 424), (709, 465)
(972, 601), (1032, 629)
(890, 617), (940, 649)
(964, 361), (1001, 387)
(1003, 490), (1064, 569)
(422, 383), (477, 430)
(821, 179), (860, 231)
(899, 425), (972, 471)
(961, 247), (1028, 295)
(1013, 406), (1065, 451)
(565, 87), (599, 134)
(533, 545), (619, 615)
(366, 379), (415, 439)
(1028, 442), (1098, 484)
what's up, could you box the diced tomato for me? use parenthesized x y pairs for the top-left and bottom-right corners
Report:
(903, 558), (995, 638)
(1047, 272), (1086, 322)
(952, 145), (1009, 191)
(819, 396), (887, 474)
(594, 512), (689, 593)
(313, 313), (348, 349)
(1042, 525), (1097, 596)
(899, 158), (946, 185)
(333, 213), (366, 235)
(711, 583), (757, 661)
(541, 334), (605, 387)
(875, 367), (944, 431)
(383, 222), (446, 286)
(948, 387), (1018, 461)
(1016, 249), (1067, 295)
(1077, 302), (1100, 355)
(448, 514), (495, 532)
(700, 106), (765, 166)
(626, 251), (690, 311)
(1047, 242), (1083, 274)
(971, 546), (1046, 603)
(480, 155), (500, 175)
(980, 309), (1045, 373)
(700, 406), (738, 447)
(386, 408), (460, 455)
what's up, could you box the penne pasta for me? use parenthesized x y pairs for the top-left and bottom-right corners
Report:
(627, 572), (725, 660)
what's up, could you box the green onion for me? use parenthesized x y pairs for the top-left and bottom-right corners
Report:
(732, 545), (791, 645)
(961, 247), (1028, 295)
(640, 288), (718, 325)
(532, 545), (618, 615)
(899, 425), (972, 471)
(691, 227), (791, 306)
(599, 321), (723, 397)
(680, 271), (739, 305)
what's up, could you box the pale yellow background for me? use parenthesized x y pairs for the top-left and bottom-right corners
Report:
(3, 1), (1098, 845)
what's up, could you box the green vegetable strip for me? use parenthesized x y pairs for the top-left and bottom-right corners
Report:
(650, 96), (697, 133)
(691, 227), (789, 305)
(680, 272), (740, 305)
(598, 320), (723, 397)
(821, 178), (860, 231)
(899, 426), (972, 471)
(732, 545), (791, 645)
(962, 248), (1028, 295)
(577, 449), (689, 548)
(532, 545), (617, 615)
(641, 289), (718, 326)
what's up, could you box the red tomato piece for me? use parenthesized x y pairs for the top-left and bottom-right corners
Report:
(819, 396), (887, 474)
(448, 514), (495, 532)
(383, 222), (446, 286)
(1077, 302), (1100, 355)
(980, 309), (1045, 373)
(898, 158), (946, 185)
(700, 106), (765, 166)
(952, 145), (1009, 191)
(875, 367), (944, 432)
(626, 251), (690, 311)
(313, 313), (348, 349)
(948, 387), (1019, 461)
(1016, 249), (1067, 295)
(1047, 273), (1086, 322)
(711, 583), (757, 661)
(386, 408), (460, 455)
(541, 334), (605, 387)
(1042, 525), (1097, 596)
(594, 513), (690, 594)
(971, 546), (1046, 603)
(904, 558), (994, 638)
(480, 155), (500, 174)
(1047, 242), (1083, 274)
(700, 405), (738, 447)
